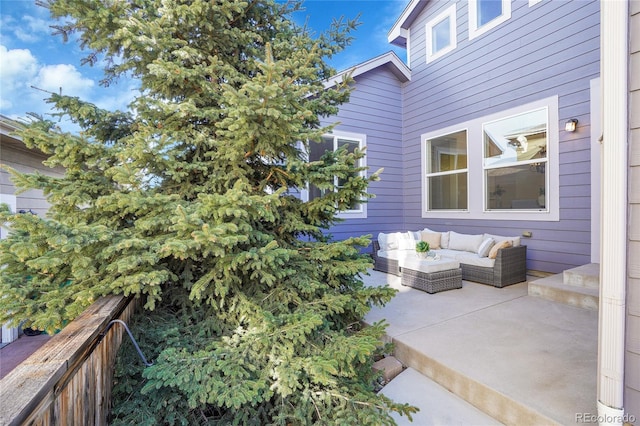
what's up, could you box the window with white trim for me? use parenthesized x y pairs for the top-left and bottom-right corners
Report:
(426, 4), (457, 63)
(468, 0), (511, 40)
(424, 130), (468, 210)
(483, 108), (548, 211)
(421, 96), (559, 221)
(305, 132), (367, 219)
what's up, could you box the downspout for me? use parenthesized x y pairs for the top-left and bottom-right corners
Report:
(597, 0), (628, 424)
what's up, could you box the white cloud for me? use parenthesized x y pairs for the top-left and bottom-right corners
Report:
(0, 45), (39, 90)
(14, 16), (53, 43)
(0, 45), (39, 109)
(32, 64), (95, 98)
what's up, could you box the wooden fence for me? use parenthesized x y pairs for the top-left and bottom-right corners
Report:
(0, 295), (135, 425)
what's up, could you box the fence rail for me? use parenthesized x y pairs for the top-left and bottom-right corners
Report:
(0, 295), (135, 425)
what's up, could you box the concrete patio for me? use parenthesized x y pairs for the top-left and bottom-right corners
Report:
(363, 269), (598, 425)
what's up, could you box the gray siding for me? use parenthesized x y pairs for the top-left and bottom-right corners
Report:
(401, 0), (600, 273)
(626, 0), (640, 419)
(0, 138), (64, 217)
(320, 66), (405, 245)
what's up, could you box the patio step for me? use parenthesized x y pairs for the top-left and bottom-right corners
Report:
(393, 339), (561, 426)
(364, 271), (597, 426)
(563, 263), (600, 289)
(528, 263), (599, 310)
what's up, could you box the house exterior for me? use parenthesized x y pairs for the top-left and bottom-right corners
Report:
(0, 115), (65, 344)
(317, 0), (638, 422)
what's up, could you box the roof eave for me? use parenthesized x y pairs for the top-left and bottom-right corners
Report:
(387, 0), (428, 47)
(323, 51), (411, 90)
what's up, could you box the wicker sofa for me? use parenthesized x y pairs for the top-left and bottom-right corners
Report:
(372, 229), (527, 288)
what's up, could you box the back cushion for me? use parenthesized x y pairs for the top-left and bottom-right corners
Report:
(448, 231), (484, 253)
(420, 231), (442, 249)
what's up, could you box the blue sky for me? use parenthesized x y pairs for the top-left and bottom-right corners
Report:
(0, 0), (408, 127)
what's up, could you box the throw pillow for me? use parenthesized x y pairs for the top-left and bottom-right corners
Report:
(440, 231), (450, 249)
(477, 237), (495, 257)
(398, 232), (415, 250)
(420, 231), (441, 249)
(378, 233), (388, 251)
(488, 240), (513, 259)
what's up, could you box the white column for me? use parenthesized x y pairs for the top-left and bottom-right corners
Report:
(597, 0), (628, 424)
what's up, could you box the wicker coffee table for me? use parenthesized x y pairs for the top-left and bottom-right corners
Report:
(398, 255), (462, 294)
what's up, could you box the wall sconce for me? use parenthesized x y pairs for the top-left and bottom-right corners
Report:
(565, 118), (578, 132)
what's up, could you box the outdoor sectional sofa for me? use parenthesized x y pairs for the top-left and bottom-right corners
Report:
(372, 229), (527, 288)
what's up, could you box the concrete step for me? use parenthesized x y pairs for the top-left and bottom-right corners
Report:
(528, 273), (599, 311)
(393, 338), (561, 426)
(364, 271), (597, 426)
(380, 368), (502, 426)
(563, 263), (600, 289)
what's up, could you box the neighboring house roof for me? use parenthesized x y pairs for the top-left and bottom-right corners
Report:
(388, 0), (428, 47)
(0, 114), (22, 138)
(323, 51), (411, 90)
(0, 115), (26, 151)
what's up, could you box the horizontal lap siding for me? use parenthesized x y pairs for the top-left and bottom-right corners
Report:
(401, 0), (599, 273)
(0, 139), (64, 217)
(320, 67), (405, 245)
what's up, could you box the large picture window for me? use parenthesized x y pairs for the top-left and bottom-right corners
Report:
(421, 96), (559, 221)
(424, 130), (468, 211)
(426, 4), (457, 63)
(306, 133), (367, 218)
(468, 0), (511, 40)
(483, 108), (548, 211)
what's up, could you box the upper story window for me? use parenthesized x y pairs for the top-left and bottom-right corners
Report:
(468, 0), (511, 40)
(426, 4), (457, 63)
(306, 132), (367, 219)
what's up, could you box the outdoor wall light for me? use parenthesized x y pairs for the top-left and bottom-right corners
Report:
(565, 118), (578, 132)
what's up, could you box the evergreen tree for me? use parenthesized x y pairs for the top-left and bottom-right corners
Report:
(0, 0), (417, 423)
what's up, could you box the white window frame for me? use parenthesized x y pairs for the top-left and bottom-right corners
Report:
(468, 0), (511, 40)
(529, 0), (543, 6)
(422, 129), (469, 212)
(301, 131), (368, 219)
(426, 4), (457, 63)
(421, 96), (559, 221)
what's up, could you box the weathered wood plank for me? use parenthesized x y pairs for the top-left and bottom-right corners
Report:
(0, 295), (134, 426)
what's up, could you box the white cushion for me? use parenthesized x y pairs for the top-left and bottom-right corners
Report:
(378, 233), (389, 250)
(397, 232), (415, 250)
(398, 256), (459, 273)
(440, 231), (450, 249)
(381, 232), (401, 250)
(454, 252), (496, 267)
(477, 237), (495, 258)
(432, 249), (496, 267)
(448, 232), (484, 253)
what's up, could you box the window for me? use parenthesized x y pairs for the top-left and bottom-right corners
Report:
(421, 96), (559, 221)
(306, 132), (367, 218)
(483, 108), (548, 211)
(426, 4), (457, 63)
(424, 130), (468, 211)
(468, 0), (511, 40)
